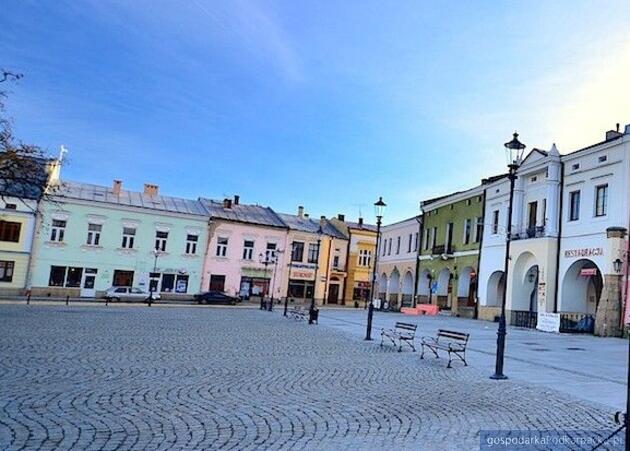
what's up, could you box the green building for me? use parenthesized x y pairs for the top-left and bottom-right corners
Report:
(417, 183), (486, 318)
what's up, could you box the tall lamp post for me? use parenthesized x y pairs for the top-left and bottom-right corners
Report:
(259, 252), (272, 311)
(148, 250), (160, 307)
(270, 249), (283, 310)
(491, 132), (526, 380)
(365, 197), (386, 341)
(309, 225), (323, 325)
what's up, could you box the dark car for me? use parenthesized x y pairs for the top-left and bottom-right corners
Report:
(194, 291), (241, 305)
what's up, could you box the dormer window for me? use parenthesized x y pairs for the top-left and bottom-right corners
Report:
(598, 155), (607, 163)
(530, 176), (537, 182)
(572, 163), (580, 170)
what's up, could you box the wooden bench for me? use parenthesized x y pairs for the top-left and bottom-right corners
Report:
(380, 322), (417, 352)
(420, 329), (470, 368)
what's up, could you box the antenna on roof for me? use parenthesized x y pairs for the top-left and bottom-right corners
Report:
(59, 145), (68, 162)
(352, 203), (365, 219)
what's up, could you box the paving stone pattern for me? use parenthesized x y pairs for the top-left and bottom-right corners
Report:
(0, 305), (620, 450)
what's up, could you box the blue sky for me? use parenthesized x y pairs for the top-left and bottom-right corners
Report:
(2, 1), (630, 223)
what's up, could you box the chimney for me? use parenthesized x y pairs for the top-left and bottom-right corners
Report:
(606, 129), (623, 140)
(297, 206), (304, 218)
(223, 198), (232, 209)
(143, 183), (159, 196)
(358, 217), (364, 226)
(233, 195), (240, 205)
(337, 214), (345, 222)
(304, 213), (309, 219)
(112, 180), (122, 195)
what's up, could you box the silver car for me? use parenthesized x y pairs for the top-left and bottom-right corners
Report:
(104, 286), (161, 302)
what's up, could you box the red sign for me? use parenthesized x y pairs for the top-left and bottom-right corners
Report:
(580, 268), (598, 277)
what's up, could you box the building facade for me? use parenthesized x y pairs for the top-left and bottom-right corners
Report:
(30, 180), (208, 298)
(477, 125), (630, 336)
(329, 215), (377, 306)
(199, 196), (289, 300)
(418, 185), (485, 318)
(375, 215), (421, 309)
(278, 208), (348, 306)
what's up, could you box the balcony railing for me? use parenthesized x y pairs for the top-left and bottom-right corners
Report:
(513, 226), (546, 240)
(559, 313), (595, 334)
(431, 244), (455, 256)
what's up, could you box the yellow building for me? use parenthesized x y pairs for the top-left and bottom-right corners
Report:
(0, 197), (38, 296)
(330, 215), (377, 306)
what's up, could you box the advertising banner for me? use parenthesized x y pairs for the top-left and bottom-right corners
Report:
(536, 311), (560, 333)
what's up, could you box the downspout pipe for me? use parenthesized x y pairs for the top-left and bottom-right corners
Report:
(475, 188), (488, 320)
(413, 213), (423, 307)
(553, 162), (565, 313)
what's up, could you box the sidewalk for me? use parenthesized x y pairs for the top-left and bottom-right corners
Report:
(315, 308), (628, 411)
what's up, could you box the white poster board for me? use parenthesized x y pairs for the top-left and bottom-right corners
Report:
(536, 311), (560, 333)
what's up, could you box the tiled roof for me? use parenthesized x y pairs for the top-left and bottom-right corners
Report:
(200, 198), (286, 228)
(276, 213), (347, 239)
(55, 181), (208, 216)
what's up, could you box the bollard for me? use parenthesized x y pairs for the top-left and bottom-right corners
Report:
(260, 297), (264, 310)
(283, 297), (288, 317)
(105, 297), (108, 307)
(66, 295), (69, 306)
(26, 294), (31, 305)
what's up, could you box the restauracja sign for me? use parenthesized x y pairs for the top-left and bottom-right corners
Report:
(564, 248), (603, 258)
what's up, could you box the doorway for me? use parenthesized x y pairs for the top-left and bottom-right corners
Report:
(328, 284), (339, 304)
(80, 268), (98, 297)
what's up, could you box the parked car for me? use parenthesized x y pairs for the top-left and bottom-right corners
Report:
(194, 291), (240, 305)
(104, 286), (161, 302)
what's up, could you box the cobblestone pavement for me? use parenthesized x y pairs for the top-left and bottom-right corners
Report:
(0, 305), (621, 450)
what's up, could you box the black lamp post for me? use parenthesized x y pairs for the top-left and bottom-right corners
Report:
(259, 252), (272, 311)
(365, 197), (386, 341)
(270, 248), (283, 309)
(309, 225), (323, 325)
(148, 250), (159, 307)
(491, 132), (525, 380)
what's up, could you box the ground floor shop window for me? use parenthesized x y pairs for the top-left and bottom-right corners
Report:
(288, 279), (314, 299)
(0, 260), (14, 282)
(239, 277), (270, 299)
(113, 270), (134, 287)
(353, 287), (370, 301)
(66, 267), (83, 287)
(210, 274), (226, 292)
(161, 274), (175, 292)
(176, 275), (189, 293)
(49, 266), (66, 286)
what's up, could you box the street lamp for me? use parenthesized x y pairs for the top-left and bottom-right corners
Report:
(614, 258), (623, 274)
(491, 132), (526, 380)
(259, 252), (273, 311)
(309, 225), (323, 325)
(148, 249), (160, 307)
(365, 196), (386, 340)
(270, 248), (283, 310)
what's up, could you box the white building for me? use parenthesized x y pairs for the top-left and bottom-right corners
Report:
(478, 125), (630, 336)
(375, 215), (421, 308)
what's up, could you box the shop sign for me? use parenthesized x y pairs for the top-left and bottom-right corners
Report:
(536, 312), (560, 333)
(580, 268), (598, 277)
(564, 248), (603, 258)
(290, 264), (316, 280)
(356, 281), (371, 288)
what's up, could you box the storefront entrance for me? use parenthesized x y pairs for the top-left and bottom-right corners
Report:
(327, 283), (340, 304)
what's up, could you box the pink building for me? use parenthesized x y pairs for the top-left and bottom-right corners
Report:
(200, 196), (290, 299)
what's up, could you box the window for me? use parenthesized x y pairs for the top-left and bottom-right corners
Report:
(445, 222), (453, 249)
(291, 242), (304, 262)
(5, 203), (16, 210)
(242, 240), (254, 260)
(333, 255), (340, 268)
(308, 243), (319, 263)
(155, 231), (168, 251)
(358, 249), (372, 267)
(387, 238), (392, 255)
(530, 176), (537, 182)
(266, 242), (277, 260)
(463, 218), (472, 245)
(65, 267), (83, 287)
(382, 237), (387, 256)
(598, 155), (607, 163)
(474, 217), (482, 243)
(542, 199), (547, 226)
(407, 234), (413, 253)
(595, 184), (608, 217)
(161, 274), (175, 292)
(424, 228), (430, 250)
(49, 266), (67, 286)
(414, 232), (419, 251)
(492, 210), (499, 234)
(175, 275), (189, 293)
(288, 280), (314, 299)
(431, 227), (437, 248)
(572, 163), (580, 171)
(527, 202), (538, 229)
(0, 221), (21, 242)
(216, 237), (228, 257)
(86, 223), (102, 246)
(122, 227), (136, 249)
(50, 220), (66, 242)
(184, 234), (198, 255)
(0, 261), (14, 282)
(569, 191), (580, 221)
(466, 199), (471, 206)
(396, 236), (401, 254)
